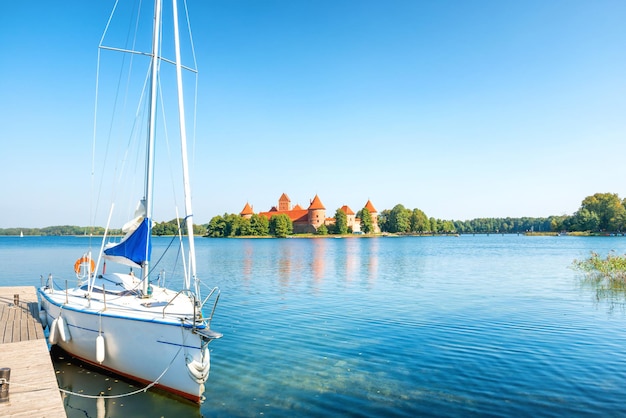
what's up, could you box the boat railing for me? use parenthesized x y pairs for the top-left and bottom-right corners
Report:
(42, 274), (51, 292)
(164, 286), (221, 334)
(200, 287), (220, 327)
(162, 288), (195, 318)
(43, 274), (61, 293)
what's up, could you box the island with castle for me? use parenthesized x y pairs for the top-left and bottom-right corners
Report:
(239, 193), (381, 234)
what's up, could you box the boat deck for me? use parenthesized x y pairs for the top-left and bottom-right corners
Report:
(0, 286), (66, 417)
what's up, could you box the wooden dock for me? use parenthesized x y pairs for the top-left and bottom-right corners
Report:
(0, 286), (66, 417)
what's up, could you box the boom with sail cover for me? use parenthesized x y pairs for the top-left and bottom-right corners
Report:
(103, 217), (151, 268)
(103, 200), (152, 268)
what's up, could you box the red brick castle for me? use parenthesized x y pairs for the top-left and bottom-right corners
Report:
(240, 193), (380, 234)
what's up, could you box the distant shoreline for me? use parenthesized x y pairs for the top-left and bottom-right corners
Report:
(3, 232), (625, 238)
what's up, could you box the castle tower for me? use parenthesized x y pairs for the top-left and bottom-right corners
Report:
(307, 194), (326, 230)
(364, 199), (380, 233)
(240, 202), (254, 219)
(278, 193), (291, 211)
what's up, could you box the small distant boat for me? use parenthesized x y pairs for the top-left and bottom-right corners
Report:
(38, 0), (221, 404)
(20, 231), (23, 238)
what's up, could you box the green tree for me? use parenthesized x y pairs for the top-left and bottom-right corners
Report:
(249, 214), (269, 236)
(269, 214), (293, 238)
(550, 216), (568, 232)
(359, 208), (374, 234)
(429, 217), (439, 233)
(223, 213), (242, 237)
(388, 204), (410, 233)
(441, 220), (456, 233)
(378, 209), (391, 232)
(334, 208), (348, 234)
(410, 208), (429, 233)
(153, 218), (189, 236)
(206, 215), (226, 237)
(572, 208), (600, 232)
(316, 223), (328, 235)
(191, 223), (206, 236)
(578, 193), (626, 231)
(454, 220), (467, 234)
(239, 217), (252, 236)
(152, 221), (166, 236)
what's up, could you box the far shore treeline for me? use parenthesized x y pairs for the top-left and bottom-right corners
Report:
(2, 193), (625, 238)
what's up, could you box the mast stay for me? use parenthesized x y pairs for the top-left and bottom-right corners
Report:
(93, 0), (201, 299)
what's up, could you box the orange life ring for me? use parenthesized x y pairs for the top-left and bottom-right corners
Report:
(74, 256), (95, 275)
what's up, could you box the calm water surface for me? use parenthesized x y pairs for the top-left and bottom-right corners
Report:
(2, 235), (626, 417)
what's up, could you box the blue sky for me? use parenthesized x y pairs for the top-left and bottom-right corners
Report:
(1, 0), (626, 228)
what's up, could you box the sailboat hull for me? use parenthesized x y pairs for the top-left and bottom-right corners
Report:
(38, 288), (211, 403)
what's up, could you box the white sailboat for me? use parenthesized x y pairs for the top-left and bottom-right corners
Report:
(38, 0), (221, 404)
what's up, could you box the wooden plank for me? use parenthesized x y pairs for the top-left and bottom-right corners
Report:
(7, 307), (15, 325)
(3, 307), (13, 344)
(12, 319), (21, 343)
(0, 304), (6, 341)
(0, 286), (65, 417)
(16, 303), (26, 321)
(0, 286), (46, 344)
(26, 318), (36, 341)
(35, 321), (45, 340)
(0, 339), (66, 417)
(0, 310), (8, 329)
(0, 304), (7, 322)
(3, 320), (12, 344)
(19, 319), (27, 342)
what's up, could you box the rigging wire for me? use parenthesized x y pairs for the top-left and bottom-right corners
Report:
(182, 0), (199, 172)
(88, 0), (202, 292)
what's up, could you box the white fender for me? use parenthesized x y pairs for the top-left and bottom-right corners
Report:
(186, 349), (210, 383)
(57, 316), (71, 342)
(62, 317), (72, 342)
(96, 395), (105, 418)
(48, 317), (58, 345)
(96, 335), (105, 364)
(186, 361), (209, 383)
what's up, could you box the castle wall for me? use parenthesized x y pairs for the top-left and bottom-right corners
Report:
(308, 208), (325, 230)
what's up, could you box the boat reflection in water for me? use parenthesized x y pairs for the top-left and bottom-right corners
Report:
(51, 346), (202, 418)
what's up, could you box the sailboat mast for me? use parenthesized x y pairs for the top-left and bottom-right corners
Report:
(172, 0), (196, 291)
(143, 0), (162, 294)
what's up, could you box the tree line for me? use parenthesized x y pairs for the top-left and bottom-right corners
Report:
(0, 225), (110, 236)
(379, 192), (626, 234)
(3, 192), (624, 237)
(379, 206), (556, 234)
(555, 192), (626, 232)
(203, 205), (555, 237)
(204, 192), (626, 237)
(0, 220), (206, 237)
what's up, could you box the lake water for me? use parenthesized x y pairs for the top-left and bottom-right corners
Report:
(2, 235), (626, 417)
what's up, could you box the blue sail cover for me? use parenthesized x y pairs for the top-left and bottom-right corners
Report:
(104, 217), (152, 266)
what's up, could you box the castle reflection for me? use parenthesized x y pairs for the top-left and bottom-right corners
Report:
(236, 237), (380, 290)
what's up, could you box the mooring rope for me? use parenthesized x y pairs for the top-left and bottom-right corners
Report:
(57, 345), (183, 399)
(0, 345), (185, 399)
